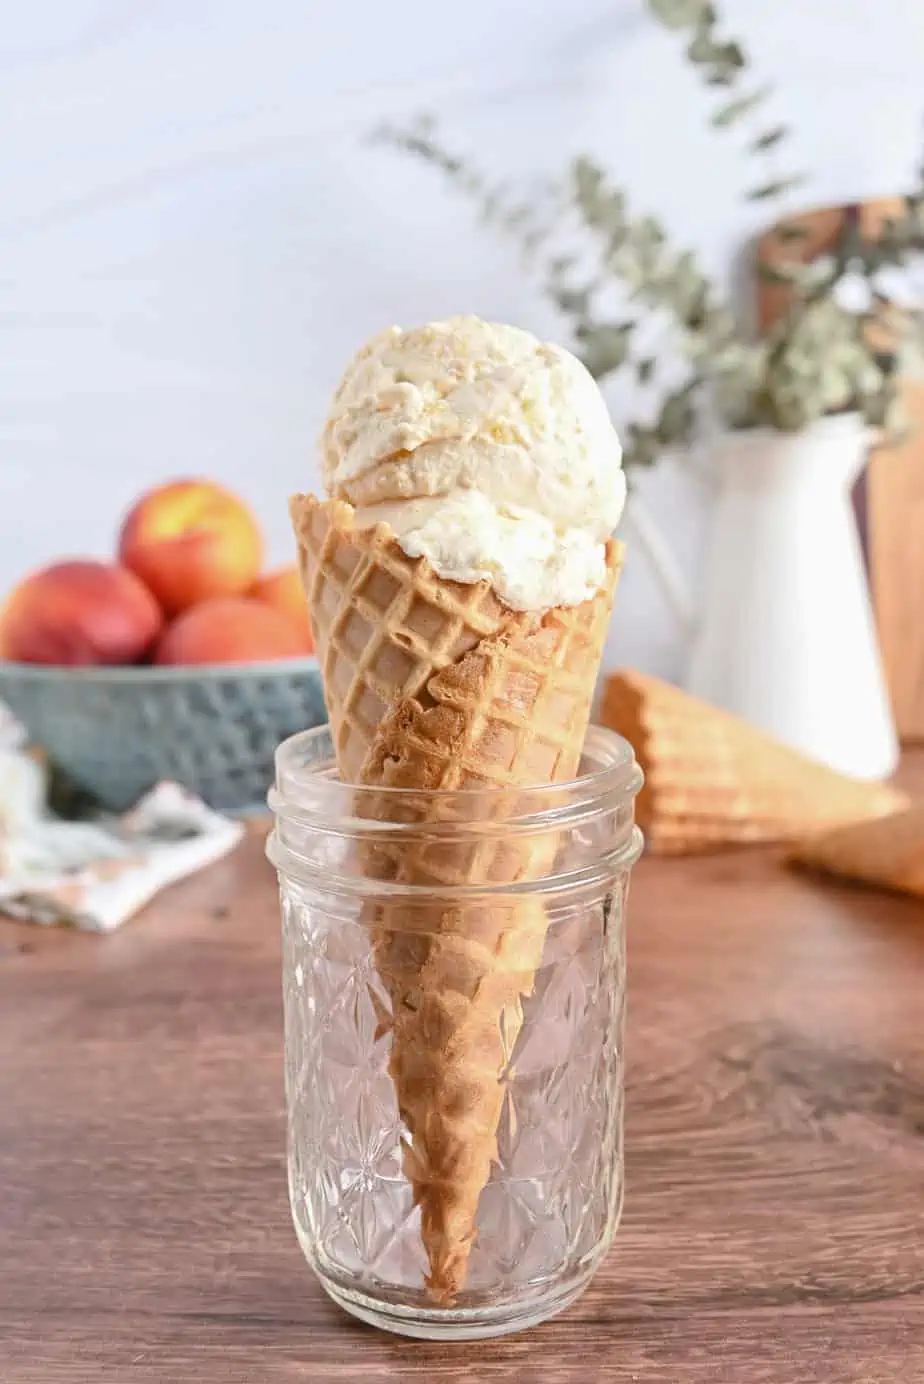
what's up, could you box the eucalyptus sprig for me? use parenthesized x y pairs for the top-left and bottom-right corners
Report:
(377, 0), (924, 465)
(650, 0), (806, 205)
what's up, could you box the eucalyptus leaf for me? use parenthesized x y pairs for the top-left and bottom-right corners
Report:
(712, 86), (770, 127)
(820, 364), (854, 409)
(862, 390), (889, 428)
(758, 258), (835, 292)
(647, 0), (711, 29)
(553, 286), (591, 316)
(623, 424), (661, 469)
(572, 158), (604, 205)
(635, 215), (667, 249)
(757, 262), (797, 286)
(702, 43), (746, 84)
(776, 222), (811, 242)
(670, 252), (712, 320)
(746, 176), (806, 201)
(576, 323), (634, 379)
(883, 394), (910, 438)
(687, 29), (718, 62)
(657, 390), (697, 441)
(854, 360), (885, 397)
(574, 166), (627, 239)
(752, 125), (787, 151)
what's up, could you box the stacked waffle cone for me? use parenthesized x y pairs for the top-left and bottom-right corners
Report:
(601, 669), (907, 854)
(789, 804), (924, 900)
(292, 493), (622, 1300)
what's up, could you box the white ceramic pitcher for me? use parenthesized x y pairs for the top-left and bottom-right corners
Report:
(684, 414), (898, 780)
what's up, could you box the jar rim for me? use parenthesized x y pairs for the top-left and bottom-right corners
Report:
(270, 723), (642, 819)
(267, 724), (643, 899)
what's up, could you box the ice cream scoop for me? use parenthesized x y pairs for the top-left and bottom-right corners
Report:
(320, 316), (626, 610)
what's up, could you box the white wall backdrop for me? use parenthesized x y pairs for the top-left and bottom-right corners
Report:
(2, 0), (923, 678)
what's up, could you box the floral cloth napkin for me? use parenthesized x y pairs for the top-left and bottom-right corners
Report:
(0, 709), (244, 931)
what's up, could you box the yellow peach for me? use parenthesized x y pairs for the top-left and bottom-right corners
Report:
(250, 566), (314, 651)
(0, 560), (163, 665)
(118, 479), (263, 615)
(154, 597), (311, 665)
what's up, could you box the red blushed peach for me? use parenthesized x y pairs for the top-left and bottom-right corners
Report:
(0, 560), (163, 666)
(118, 479), (263, 615)
(250, 566), (314, 651)
(154, 597), (310, 665)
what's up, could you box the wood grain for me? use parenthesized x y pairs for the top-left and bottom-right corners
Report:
(868, 381), (924, 741)
(755, 200), (924, 742)
(2, 790), (924, 1383)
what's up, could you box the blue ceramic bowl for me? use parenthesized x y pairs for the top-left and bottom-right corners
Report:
(0, 657), (327, 814)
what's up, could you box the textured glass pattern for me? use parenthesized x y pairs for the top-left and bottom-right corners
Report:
(282, 875), (628, 1319)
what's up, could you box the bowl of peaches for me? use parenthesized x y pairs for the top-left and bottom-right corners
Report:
(0, 479), (326, 813)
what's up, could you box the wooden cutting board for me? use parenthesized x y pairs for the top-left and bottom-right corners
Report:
(756, 201), (924, 741)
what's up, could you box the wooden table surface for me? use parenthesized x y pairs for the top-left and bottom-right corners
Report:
(2, 785), (924, 1382)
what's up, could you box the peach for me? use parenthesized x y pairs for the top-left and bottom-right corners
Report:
(154, 596), (311, 666)
(0, 560), (163, 666)
(118, 479), (263, 615)
(250, 566), (314, 650)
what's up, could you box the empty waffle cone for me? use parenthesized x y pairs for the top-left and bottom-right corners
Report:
(600, 669), (907, 855)
(789, 804), (924, 900)
(291, 493), (622, 1300)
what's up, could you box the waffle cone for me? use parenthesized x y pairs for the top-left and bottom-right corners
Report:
(789, 804), (924, 900)
(600, 669), (907, 855)
(291, 493), (622, 1300)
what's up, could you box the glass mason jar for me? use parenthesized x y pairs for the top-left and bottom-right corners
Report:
(267, 724), (642, 1340)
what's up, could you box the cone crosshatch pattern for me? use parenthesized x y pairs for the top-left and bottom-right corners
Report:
(601, 669), (907, 855)
(292, 493), (622, 1300)
(292, 497), (621, 787)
